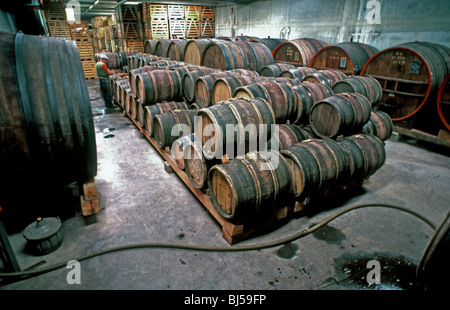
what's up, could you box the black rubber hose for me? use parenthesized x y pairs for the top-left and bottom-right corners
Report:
(0, 202), (437, 278)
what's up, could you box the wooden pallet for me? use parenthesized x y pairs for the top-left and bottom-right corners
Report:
(150, 4), (168, 19)
(81, 60), (97, 80)
(185, 19), (200, 39)
(168, 5), (185, 19)
(47, 19), (72, 39)
(169, 19), (185, 39)
(200, 19), (215, 38)
(200, 6), (215, 20)
(185, 5), (201, 19)
(151, 19), (170, 39)
(42, 0), (67, 20)
(77, 42), (95, 59)
(125, 40), (144, 53)
(394, 126), (450, 148)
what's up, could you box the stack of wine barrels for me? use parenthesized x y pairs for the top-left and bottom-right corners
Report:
(0, 32), (97, 230)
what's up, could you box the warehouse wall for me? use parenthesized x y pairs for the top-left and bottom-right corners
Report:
(215, 0), (450, 50)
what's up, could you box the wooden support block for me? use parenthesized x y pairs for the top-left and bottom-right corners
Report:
(83, 179), (98, 201)
(80, 195), (99, 216)
(438, 129), (450, 141)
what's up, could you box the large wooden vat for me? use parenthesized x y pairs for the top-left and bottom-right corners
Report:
(360, 41), (450, 121)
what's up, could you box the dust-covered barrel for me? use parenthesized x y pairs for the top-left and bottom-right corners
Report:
(272, 38), (330, 67)
(207, 150), (290, 221)
(360, 41), (450, 121)
(310, 42), (379, 75)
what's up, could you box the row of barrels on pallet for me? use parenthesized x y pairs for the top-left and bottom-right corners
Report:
(110, 70), (391, 224)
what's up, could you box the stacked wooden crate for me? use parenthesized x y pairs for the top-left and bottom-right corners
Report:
(117, 4), (144, 52)
(168, 5), (185, 39)
(150, 4), (170, 39)
(200, 6), (215, 38)
(92, 16), (109, 53)
(70, 21), (97, 80)
(42, 0), (72, 40)
(185, 5), (201, 39)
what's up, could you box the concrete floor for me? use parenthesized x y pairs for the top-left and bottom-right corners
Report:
(1, 80), (449, 292)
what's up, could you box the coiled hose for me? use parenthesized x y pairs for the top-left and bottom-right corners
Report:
(0, 202), (437, 279)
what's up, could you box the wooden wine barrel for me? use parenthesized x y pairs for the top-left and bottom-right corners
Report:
(310, 42), (379, 75)
(167, 39), (189, 61)
(129, 66), (160, 98)
(233, 80), (297, 124)
(196, 98), (276, 160)
(437, 74), (450, 131)
(362, 111), (394, 141)
(153, 110), (197, 148)
(280, 67), (317, 80)
(251, 38), (288, 53)
(235, 35), (260, 42)
(195, 72), (235, 108)
(360, 41), (450, 121)
(332, 76), (383, 105)
(172, 133), (196, 170)
(259, 63), (296, 77)
(290, 82), (334, 124)
(125, 88), (136, 115)
(281, 138), (348, 198)
(119, 82), (131, 108)
(273, 38), (330, 67)
(207, 150), (290, 221)
(144, 101), (189, 137)
(212, 74), (263, 105)
(338, 134), (386, 184)
(201, 40), (274, 72)
(0, 33), (97, 228)
(267, 124), (311, 150)
(184, 38), (215, 65)
(154, 39), (173, 57)
(183, 141), (221, 189)
(303, 69), (347, 86)
(144, 39), (159, 55)
(182, 68), (222, 102)
(136, 69), (183, 105)
(119, 50), (138, 67)
(235, 40), (274, 73)
(309, 93), (372, 138)
(201, 40), (246, 70)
